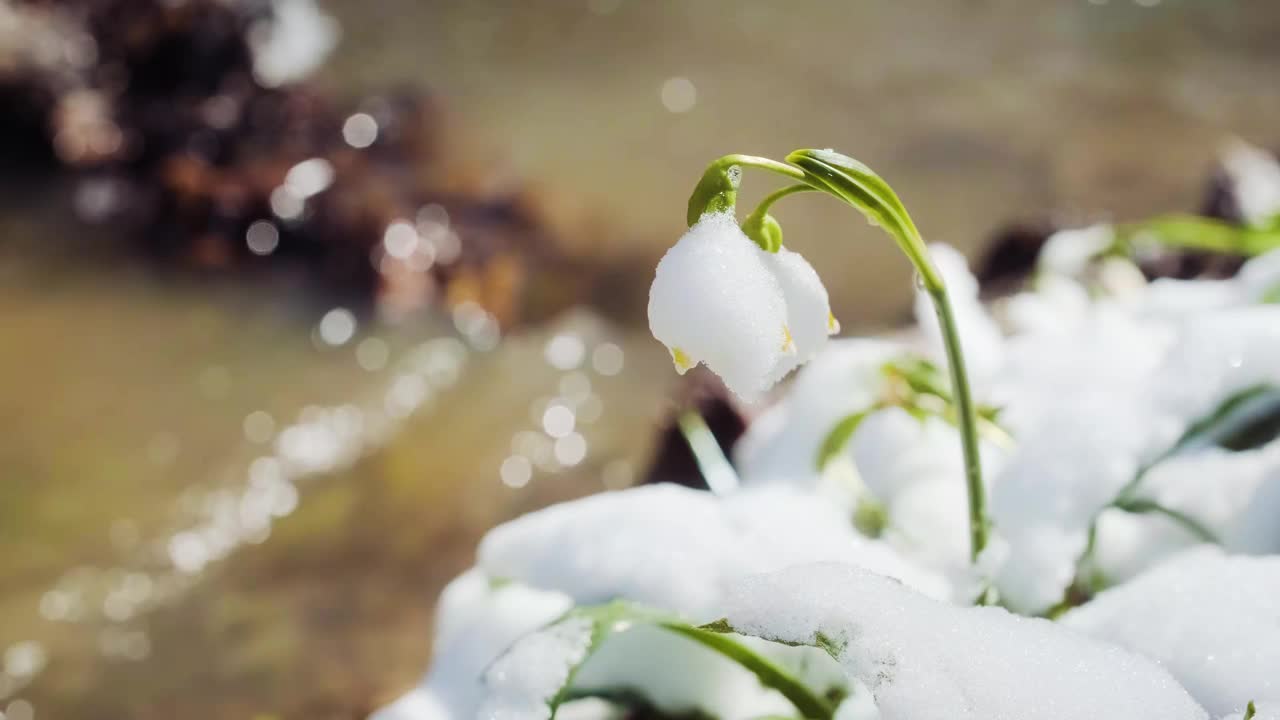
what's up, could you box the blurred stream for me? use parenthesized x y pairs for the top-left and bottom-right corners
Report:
(4, 0), (1280, 718)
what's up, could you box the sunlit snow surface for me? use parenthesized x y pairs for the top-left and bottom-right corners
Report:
(723, 563), (1207, 720)
(1063, 548), (1280, 717)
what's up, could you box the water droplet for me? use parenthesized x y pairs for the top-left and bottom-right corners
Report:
(913, 272), (926, 291)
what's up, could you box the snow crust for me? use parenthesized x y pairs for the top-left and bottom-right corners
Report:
(1063, 548), (1280, 717)
(723, 562), (1207, 720)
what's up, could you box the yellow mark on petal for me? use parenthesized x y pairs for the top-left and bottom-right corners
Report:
(828, 312), (841, 335)
(670, 347), (694, 375)
(781, 325), (796, 354)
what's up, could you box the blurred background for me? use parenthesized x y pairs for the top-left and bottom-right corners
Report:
(2, 1), (1279, 718)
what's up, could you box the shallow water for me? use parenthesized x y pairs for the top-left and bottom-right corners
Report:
(5, 1), (1280, 717)
(0, 183), (673, 717)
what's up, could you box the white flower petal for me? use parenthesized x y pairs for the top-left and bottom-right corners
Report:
(648, 212), (788, 401)
(762, 247), (834, 384)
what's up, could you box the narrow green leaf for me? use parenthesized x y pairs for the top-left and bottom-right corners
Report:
(1154, 384), (1280, 460)
(1118, 214), (1280, 257)
(1111, 497), (1220, 543)
(1244, 700), (1258, 720)
(784, 151), (916, 253)
(663, 624), (835, 720)
(493, 602), (835, 720)
(815, 406), (880, 470)
(1121, 385), (1280, 501)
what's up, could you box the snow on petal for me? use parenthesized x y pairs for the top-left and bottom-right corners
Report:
(762, 247), (835, 384)
(722, 562), (1207, 720)
(648, 212), (789, 401)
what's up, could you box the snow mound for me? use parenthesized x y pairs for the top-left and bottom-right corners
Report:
(1063, 548), (1280, 717)
(479, 484), (950, 617)
(723, 562), (1207, 720)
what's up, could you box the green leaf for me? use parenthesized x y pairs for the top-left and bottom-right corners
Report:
(1118, 214), (1280, 257)
(815, 406), (881, 470)
(1244, 700), (1258, 720)
(700, 619), (847, 663)
(784, 149), (937, 290)
(496, 602), (837, 720)
(1113, 383), (1280, 515)
(1110, 497), (1219, 543)
(1148, 384), (1280, 465)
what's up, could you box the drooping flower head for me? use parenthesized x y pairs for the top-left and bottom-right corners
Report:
(648, 212), (792, 401)
(648, 211), (836, 401)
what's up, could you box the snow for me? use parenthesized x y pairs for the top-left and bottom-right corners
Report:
(1038, 224), (1114, 278)
(478, 484), (950, 618)
(762, 247), (836, 384)
(1221, 702), (1280, 720)
(1063, 548), (1280, 716)
(734, 338), (905, 489)
(648, 212), (791, 401)
(1220, 139), (1280, 228)
(722, 562), (1207, 720)
(371, 570), (571, 720)
(478, 615), (594, 720)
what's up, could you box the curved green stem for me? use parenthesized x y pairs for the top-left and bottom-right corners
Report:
(752, 184), (819, 216)
(710, 154), (811, 183)
(687, 149), (990, 565)
(783, 149), (988, 563)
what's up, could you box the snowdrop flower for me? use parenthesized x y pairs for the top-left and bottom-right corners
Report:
(648, 212), (836, 401)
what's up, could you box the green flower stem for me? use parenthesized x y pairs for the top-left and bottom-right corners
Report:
(677, 410), (740, 495)
(711, 154), (810, 183)
(751, 184), (818, 217)
(928, 286), (990, 562)
(743, 184), (817, 252)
